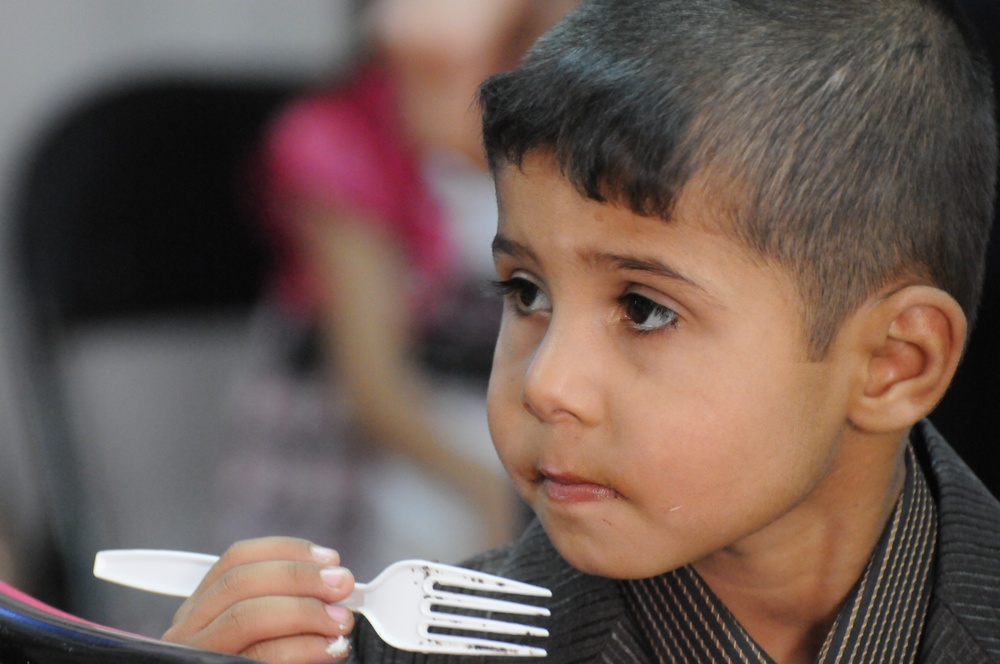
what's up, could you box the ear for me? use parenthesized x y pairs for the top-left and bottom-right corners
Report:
(848, 285), (966, 433)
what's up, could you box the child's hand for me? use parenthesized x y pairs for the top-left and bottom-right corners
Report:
(161, 537), (356, 663)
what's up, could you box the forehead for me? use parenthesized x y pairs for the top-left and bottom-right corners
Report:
(494, 154), (759, 269)
(498, 153), (803, 302)
(496, 149), (751, 230)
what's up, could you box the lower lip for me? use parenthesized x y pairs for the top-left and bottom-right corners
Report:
(542, 478), (620, 503)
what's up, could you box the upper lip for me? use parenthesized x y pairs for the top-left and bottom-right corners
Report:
(538, 467), (599, 485)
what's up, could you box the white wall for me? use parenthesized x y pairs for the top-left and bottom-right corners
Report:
(0, 0), (353, 593)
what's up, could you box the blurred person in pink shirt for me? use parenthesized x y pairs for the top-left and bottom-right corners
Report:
(212, 0), (575, 577)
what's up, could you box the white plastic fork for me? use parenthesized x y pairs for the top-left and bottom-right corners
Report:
(94, 549), (551, 657)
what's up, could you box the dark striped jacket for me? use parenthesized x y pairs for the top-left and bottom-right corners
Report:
(349, 421), (1000, 663)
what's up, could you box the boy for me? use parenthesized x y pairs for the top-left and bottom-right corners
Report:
(162, 0), (1000, 662)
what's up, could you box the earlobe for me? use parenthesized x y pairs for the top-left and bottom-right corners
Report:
(849, 285), (966, 433)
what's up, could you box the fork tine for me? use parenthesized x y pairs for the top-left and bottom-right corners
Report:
(425, 612), (549, 638)
(416, 632), (548, 658)
(428, 593), (551, 616)
(427, 563), (552, 598)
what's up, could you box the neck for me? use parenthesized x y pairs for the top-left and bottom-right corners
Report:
(692, 429), (908, 664)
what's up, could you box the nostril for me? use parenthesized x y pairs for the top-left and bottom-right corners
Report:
(520, 386), (545, 421)
(521, 379), (588, 425)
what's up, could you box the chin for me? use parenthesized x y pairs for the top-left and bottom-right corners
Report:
(542, 523), (647, 579)
(543, 522), (691, 580)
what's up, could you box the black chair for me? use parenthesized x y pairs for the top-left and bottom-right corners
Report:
(14, 77), (287, 325)
(7, 76), (296, 631)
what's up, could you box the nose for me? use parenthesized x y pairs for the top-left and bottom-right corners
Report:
(520, 319), (602, 425)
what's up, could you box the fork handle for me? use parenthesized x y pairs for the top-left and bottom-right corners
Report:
(94, 550), (218, 598)
(333, 583), (368, 611)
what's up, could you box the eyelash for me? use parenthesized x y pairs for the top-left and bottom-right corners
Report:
(619, 292), (680, 334)
(491, 277), (681, 333)
(491, 277), (543, 315)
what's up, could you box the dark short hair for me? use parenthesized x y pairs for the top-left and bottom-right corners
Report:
(480, 0), (997, 358)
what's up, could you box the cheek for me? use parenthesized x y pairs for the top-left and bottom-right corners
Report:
(697, 386), (837, 513)
(619, 367), (827, 509)
(487, 313), (536, 404)
(486, 334), (522, 458)
(486, 378), (539, 506)
(487, 319), (547, 487)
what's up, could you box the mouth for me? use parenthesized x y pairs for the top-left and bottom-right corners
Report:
(537, 468), (622, 504)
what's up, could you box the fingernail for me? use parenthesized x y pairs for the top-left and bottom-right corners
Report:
(325, 604), (351, 628)
(311, 545), (338, 563)
(321, 566), (349, 589)
(326, 635), (350, 658)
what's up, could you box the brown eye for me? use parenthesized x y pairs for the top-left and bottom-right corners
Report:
(622, 293), (679, 331)
(515, 280), (540, 307)
(493, 277), (550, 314)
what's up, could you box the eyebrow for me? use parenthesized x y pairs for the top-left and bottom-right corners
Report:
(600, 254), (705, 292)
(492, 233), (707, 293)
(492, 234), (537, 262)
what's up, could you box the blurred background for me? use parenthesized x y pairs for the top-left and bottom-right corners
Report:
(0, 0), (355, 633)
(0, 0), (568, 640)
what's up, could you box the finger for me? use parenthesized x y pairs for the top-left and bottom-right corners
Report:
(171, 537), (340, 629)
(202, 537), (340, 594)
(243, 634), (352, 664)
(178, 595), (353, 656)
(167, 561), (355, 642)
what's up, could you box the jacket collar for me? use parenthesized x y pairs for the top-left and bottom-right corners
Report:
(914, 420), (1000, 663)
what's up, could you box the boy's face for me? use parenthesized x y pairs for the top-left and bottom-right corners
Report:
(488, 154), (858, 579)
